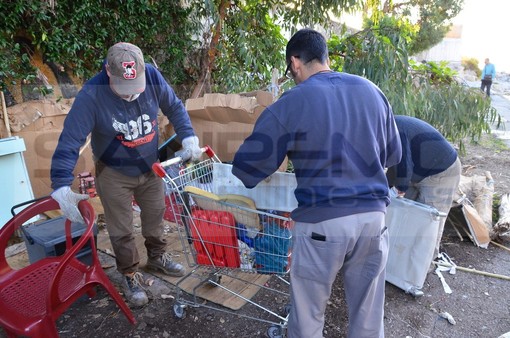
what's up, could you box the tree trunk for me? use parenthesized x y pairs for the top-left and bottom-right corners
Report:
(190, 0), (231, 99)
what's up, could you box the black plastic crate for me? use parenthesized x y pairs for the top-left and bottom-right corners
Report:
(22, 216), (98, 264)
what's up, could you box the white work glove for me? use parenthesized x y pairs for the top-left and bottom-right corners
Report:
(51, 186), (90, 223)
(181, 136), (202, 161)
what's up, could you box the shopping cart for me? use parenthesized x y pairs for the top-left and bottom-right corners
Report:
(152, 146), (292, 337)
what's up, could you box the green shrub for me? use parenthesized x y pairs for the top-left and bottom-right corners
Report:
(462, 57), (482, 77)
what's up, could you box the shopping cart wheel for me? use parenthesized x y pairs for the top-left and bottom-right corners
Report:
(208, 274), (221, 286)
(173, 302), (186, 319)
(267, 325), (285, 338)
(283, 304), (291, 316)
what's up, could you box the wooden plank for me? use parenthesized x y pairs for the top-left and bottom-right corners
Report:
(462, 204), (491, 248)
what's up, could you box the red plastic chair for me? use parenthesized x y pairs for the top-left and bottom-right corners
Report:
(0, 197), (136, 337)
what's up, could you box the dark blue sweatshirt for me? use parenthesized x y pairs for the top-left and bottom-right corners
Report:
(51, 63), (195, 189)
(232, 71), (402, 223)
(387, 115), (458, 192)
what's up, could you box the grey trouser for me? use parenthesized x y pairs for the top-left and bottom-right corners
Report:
(405, 157), (462, 260)
(95, 162), (167, 274)
(288, 211), (388, 338)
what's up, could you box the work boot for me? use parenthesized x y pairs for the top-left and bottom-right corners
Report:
(122, 271), (149, 307)
(146, 252), (186, 277)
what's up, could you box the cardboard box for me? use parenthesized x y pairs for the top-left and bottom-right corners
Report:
(182, 90), (277, 163)
(5, 98), (69, 133)
(239, 90), (274, 106)
(239, 90), (274, 114)
(189, 119), (256, 162)
(185, 91), (273, 125)
(8, 100), (94, 197)
(6, 91), (275, 197)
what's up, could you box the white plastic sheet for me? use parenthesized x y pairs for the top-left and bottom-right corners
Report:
(212, 163), (298, 212)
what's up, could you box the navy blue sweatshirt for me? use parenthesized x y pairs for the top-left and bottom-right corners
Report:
(232, 71), (402, 223)
(386, 115), (458, 192)
(51, 63), (195, 189)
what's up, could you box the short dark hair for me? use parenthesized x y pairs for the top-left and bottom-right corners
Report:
(285, 28), (328, 65)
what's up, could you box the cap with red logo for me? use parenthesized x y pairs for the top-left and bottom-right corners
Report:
(107, 42), (146, 96)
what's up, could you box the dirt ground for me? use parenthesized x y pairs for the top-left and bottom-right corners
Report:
(2, 134), (510, 338)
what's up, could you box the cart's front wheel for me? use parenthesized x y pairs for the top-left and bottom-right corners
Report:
(208, 274), (221, 286)
(283, 304), (291, 316)
(173, 302), (186, 319)
(267, 325), (285, 338)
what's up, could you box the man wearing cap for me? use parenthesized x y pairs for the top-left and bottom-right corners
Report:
(232, 28), (401, 337)
(50, 42), (202, 307)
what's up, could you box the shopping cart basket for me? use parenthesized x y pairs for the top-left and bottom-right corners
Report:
(152, 146), (292, 337)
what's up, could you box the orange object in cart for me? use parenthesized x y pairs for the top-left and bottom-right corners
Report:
(190, 210), (240, 268)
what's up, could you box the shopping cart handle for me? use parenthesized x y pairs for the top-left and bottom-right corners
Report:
(174, 146), (215, 162)
(153, 145), (217, 177)
(159, 157), (182, 169)
(152, 162), (167, 178)
(202, 145), (215, 158)
(158, 145), (215, 169)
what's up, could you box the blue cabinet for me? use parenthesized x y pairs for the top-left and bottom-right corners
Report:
(0, 136), (35, 228)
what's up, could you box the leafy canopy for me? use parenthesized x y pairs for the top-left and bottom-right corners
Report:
(0, 0), (498, 150)
(329, 15), (498, 152)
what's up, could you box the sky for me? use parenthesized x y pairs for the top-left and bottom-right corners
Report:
(454, 0), (509, 72)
